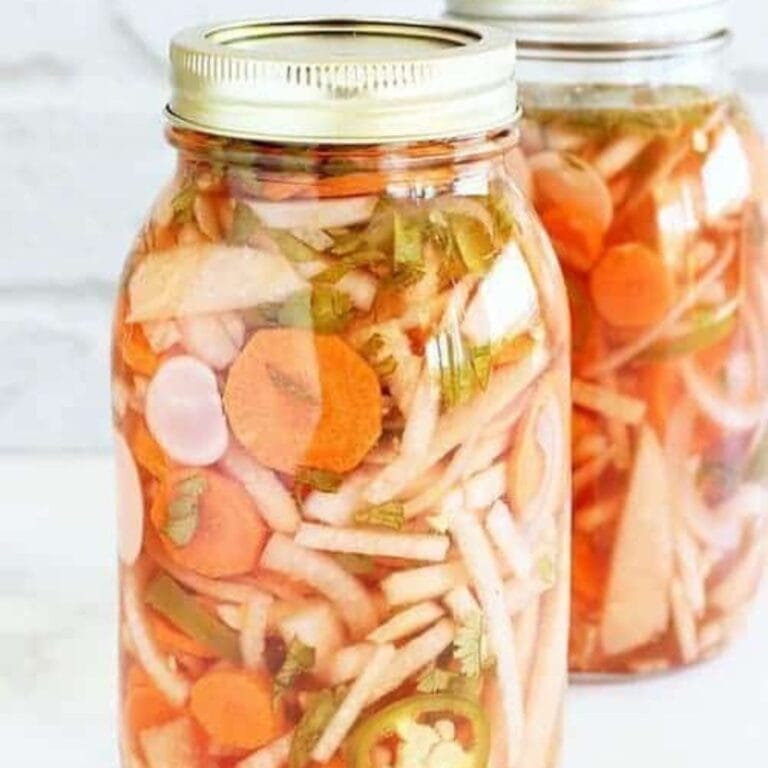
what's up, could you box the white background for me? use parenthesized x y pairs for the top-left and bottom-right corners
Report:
(0, 0), (767, 451)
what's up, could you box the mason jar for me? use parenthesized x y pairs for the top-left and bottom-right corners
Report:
(112, 18), (571, 768)
(447, 0), (768, 676)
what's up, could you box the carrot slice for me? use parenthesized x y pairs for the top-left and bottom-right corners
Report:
(150, 468), (267, 578)
(224, 329), (382, 474)
(589, 242), (674, 329)
(125, 682), (179, 738)
(121, 323), (160, 378)
(189, 669), (287, 750)
(128, 416), (169, 479)
(540, 206), (604, 273)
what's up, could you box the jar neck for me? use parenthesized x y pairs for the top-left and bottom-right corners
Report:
(517, 33), (732, 98)
(165, 126), (520, 198)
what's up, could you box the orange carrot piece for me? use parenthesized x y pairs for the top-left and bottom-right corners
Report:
(147, 611), (217, 659)
(121, 323), (161, 378)
(129, 416), (169, 479)
(540, 206), (604, 273)
(224, 329), (382, 475)
(189, 669), (287, 750)
(589, 242), (674, 329)
(151, 468), (267, 578)
(125, 681), (179, 738)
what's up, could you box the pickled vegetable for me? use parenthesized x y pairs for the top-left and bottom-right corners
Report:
(520, 86), (768, 673)
(113, 127), (570, 768)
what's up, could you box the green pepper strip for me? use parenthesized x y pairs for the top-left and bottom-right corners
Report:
(348, 694), (490, 768)
(144, 573), (241, 664)
(641, 309), (737, 362)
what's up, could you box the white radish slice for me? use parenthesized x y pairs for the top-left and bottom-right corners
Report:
(140, 718), (201, 768)
(178, 312), (245, 370)
(128, 245), (308, 322)
(114, 431), (144, 565)
(220, 444), (301, 533)
(145, 355), (228, 467)
(142, 320), (181, 354)
(248, 197), (378, 230)
(260, 534), (378, 639)
(529, 150), (614, 232)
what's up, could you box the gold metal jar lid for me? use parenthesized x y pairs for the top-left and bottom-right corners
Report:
(166, 17), (518, 145)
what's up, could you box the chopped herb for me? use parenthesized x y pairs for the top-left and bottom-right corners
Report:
(449, 213), (495, 274)
(453, 611), (486, 679)
(274, 638), (316, 701)
(417, 665), (482, 698)
(428, 333), (492, 410)
(164, 474), (206, 546)
(266, 363), (319, 405)
(289, 689), (340, 768)
(312, 284), (353, 333)
(295, 467), (343, 493)
(360, 333), (398, 378)
(334, 552), (376, 576)
(354, 502), (405, 530)
(270, 230), (321, 263)
(278, 292), (314, 328)
(229, 202), (260, 245)
(171, 182), (197, 224)
(391, 211), (425, 286)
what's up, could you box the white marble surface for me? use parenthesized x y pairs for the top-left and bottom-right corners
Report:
(1, 454), (766, 767)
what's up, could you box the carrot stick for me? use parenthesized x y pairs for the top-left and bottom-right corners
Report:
(189, 669), (287, 750)
(224, 329), (382, 475)
(150, 468), (267, 578)
(121, 323), (161, 378)
(589, 242), (674, 329)
(128, 416), (168, 479)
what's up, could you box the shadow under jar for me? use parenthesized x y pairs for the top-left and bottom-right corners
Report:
(447, 0), (768, 676)
(111, 18), (571, 768)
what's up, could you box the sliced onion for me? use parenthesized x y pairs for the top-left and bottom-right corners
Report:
(247, 196), (378, 230)
(114, 431), (144, 565)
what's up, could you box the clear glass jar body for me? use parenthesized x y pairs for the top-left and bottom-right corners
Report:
(112, 128), (571, 768)
(516, 40), (768, 675)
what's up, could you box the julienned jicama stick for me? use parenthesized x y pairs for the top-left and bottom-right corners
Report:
(572, 379), (647, 426)
(381, 562), (469, 607)
(240, 593), (273, 670)
(237, 730), (294, 768)
(220, 445), (301, 534)
(367, 601), (445, 644)
(294, 522), (450, 562)
(518, 517), (569, 768)
(449, 509), (524, 766)
(326, 643), (377, 685)
(260, 534), (378, 638)
(486, 500), (534, 578)
(122, 569), (190, 707)
(368, 619), (456, 702)
(302, 467), (375, 527)
(312, 644), (396, 762)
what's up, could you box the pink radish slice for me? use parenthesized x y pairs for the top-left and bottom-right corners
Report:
(146, 355), (228, 466)
(114, 430), (144, 565)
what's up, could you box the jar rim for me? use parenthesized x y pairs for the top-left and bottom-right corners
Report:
(446, 0), (730, 51)
(166, 16), (520, 145)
